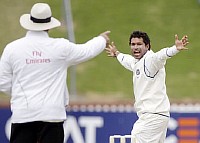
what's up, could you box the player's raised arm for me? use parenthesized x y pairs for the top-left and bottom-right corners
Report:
(175, 34), (189, 51)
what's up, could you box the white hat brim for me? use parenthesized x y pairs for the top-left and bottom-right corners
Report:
(20, 14), (61, 31)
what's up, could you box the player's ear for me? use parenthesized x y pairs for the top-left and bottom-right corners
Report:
(146, 44), (150, 50)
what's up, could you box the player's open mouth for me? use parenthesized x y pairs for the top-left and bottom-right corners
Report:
(134, 51), (140, 56)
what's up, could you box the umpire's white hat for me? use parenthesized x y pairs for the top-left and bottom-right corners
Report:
(20, 3), (61, 31)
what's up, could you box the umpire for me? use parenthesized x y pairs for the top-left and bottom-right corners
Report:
(0, 3), (110, 143)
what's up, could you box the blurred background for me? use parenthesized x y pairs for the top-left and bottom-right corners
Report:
(1, 0), (200, 105)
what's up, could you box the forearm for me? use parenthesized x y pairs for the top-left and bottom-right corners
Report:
(86, 36), (106, 55)
(0, 55), (13, 95)
(166, 45), (180, 57)
(155, 45), (180, 61)
(67, 36), (106, 65)
(0, 74), (12, 95)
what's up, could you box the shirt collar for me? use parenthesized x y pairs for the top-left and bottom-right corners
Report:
(135, 50), (154, 63)
(26, 31), (49, 38)
(143, 50), (154, 58)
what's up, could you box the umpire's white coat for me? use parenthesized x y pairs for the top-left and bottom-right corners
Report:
(0, 31), (106, 123)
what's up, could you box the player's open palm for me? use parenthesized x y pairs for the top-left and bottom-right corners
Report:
(175, 34), (189, 51)
(105, 42), (118, 57)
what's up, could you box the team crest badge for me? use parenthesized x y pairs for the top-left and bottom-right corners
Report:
(136, 69), (140, 75)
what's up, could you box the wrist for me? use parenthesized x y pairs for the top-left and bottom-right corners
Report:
(114, 50), (120, 57)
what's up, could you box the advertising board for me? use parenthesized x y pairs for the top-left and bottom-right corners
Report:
(0, 104), (200, 143)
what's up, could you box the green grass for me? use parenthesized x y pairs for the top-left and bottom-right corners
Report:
(1, 0), (200, 103)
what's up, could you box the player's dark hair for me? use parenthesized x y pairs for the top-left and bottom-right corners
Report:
(129, 30), (151, 50)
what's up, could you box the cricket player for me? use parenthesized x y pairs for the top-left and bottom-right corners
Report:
(0, 3), (110, 143)
(105, 30), (189, 143)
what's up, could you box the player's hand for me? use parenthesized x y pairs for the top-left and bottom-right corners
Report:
(105, 42), (119, 57)
(175, 34), (189, 51)
(100, 31), (111, 45)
